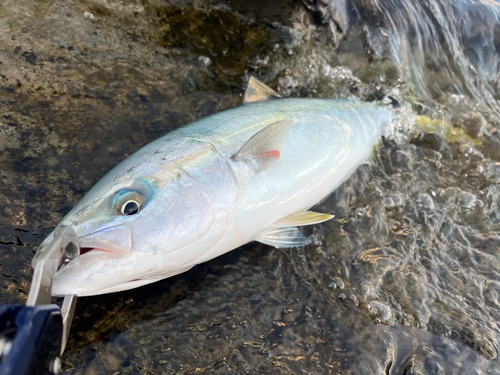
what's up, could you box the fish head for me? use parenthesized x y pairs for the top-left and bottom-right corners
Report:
(33, 140), (237, 296)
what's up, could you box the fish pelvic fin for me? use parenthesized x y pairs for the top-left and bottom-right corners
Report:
(243, 77), (281, 104)
(256, 227), (310, 248)
(272, 211), (334, 227)
(231, 119), (294, 173)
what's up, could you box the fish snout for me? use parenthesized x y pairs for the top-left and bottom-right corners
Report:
(51, 223), (135, 296)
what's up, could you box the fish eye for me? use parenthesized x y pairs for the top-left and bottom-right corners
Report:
(121, 200), (140, 215)
(113, 189), (146, 216)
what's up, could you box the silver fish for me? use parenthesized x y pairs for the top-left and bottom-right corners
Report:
(33, 78), (393, 296)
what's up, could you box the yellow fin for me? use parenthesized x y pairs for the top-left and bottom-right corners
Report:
(273, 211), (334, 227)
(414, 115), (481, 146)
(243, 77), (281, 104)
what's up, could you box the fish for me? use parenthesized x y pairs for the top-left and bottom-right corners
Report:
(32, 78), (393, 296)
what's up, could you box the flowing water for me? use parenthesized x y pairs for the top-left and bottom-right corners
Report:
(1, 0), (500, 373)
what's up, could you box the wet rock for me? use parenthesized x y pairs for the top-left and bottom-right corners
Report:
(368, 300), (393, 324)
(410, 132), (453, 158)
(417, 193), (435, 209)
(456, 111), (487, 139)
(457, 191), (477, 209)
(486, 162), (500, 182)
(384, 193), (405, 209)
(0, 0), (500, 374)
(301, 0), (350, 34)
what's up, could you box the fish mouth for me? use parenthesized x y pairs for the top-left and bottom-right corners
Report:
(57, 223), (133, 271)
(80, 247), (98, 256)
(80, 246), (119, 256)
(58, 246), (123, 271)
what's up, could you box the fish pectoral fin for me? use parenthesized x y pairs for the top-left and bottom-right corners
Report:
(256, 227), (311, 248)
(243, 76), (281, 104)
(273, 211), (334, 227)
(231, 119), (294, 172)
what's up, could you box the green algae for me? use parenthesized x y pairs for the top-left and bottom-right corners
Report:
(415, 115), (482, 146)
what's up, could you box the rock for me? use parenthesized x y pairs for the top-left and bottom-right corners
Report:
(456, 111), (487, 139)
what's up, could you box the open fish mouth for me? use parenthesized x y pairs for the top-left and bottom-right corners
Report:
(56, 223), (133, 271)
(57, 246), (123, 271)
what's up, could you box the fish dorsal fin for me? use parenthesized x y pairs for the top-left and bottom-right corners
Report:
(256, 227), (311, 248)
(231, 119), (294, 173)
(243, 77), (281, 104)
(273, 211), (334, 227)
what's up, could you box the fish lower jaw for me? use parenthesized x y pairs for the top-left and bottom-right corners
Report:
(53, 275), (167, 297)
(72, 278), (159, 296)
(52, 264), (195, 297)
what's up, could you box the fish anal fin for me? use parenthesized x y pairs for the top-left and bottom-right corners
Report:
(231, 119), (294, 173)
(256, 227), (310, 248)
(243, 77), (281, 104)
(273, 211), (334, 227)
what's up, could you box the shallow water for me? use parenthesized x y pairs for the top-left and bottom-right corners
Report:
(1, 0), (500, 373)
